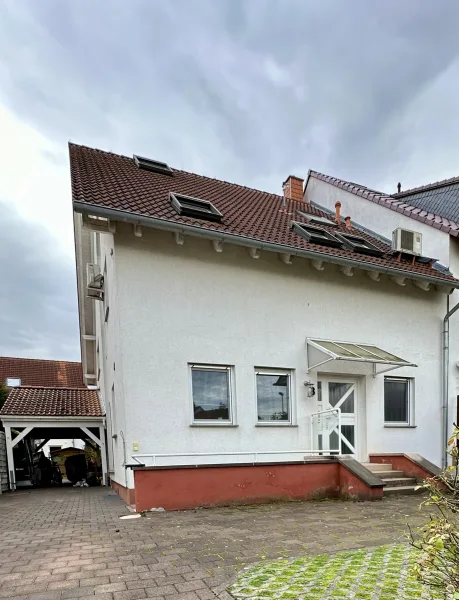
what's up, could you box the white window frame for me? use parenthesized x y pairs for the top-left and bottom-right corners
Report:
(6, 377), (21, 387)
(384, 377), (414, 426)
(255, 368), (294, 426)
(189, 363), (235, 426)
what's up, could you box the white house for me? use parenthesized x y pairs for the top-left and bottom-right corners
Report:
(305, 171), (459, 471)
(70, 144), (458, 511)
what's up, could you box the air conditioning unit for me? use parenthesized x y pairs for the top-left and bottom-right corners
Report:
(392, 228), (422, 256)
(86, 263), (104, 301)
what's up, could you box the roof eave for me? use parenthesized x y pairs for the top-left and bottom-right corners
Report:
(73, 201), (459, 292)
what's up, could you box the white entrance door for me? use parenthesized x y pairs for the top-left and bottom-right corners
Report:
(317, 377), (358, 458)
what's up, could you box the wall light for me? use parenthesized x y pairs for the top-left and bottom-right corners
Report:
(303, 381), (316, 398)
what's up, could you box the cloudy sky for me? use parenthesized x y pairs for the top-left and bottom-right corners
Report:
(1, 0), (459, 360)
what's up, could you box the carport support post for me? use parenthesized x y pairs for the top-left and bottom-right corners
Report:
(4, 426), (16, 491)
(99, 426), (108, 486)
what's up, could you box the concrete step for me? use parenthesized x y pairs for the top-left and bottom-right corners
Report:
(383, 485), (423, 497)
(375, 470), (405, 479)
(381, 477), (417, 488)
(361, 462), (392, 472)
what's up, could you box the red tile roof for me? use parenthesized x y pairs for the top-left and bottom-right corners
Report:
(69, 143), (459, 287)
(0, 387), (103, 417)
(0, 357), (84, 388)
(394, 175), (459, 198)
(307, 170), (459, 237)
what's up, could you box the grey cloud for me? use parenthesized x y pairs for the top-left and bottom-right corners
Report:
(0, 201), (80, 360)
(2, 0), (459, 192)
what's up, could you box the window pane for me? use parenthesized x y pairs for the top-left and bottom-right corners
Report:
(329, 382), (354, 413)
(341, 425), (355, 454)
(257, 374), (290, 421)
(192, 369), (230, 420)
(384, 379), (408, 422)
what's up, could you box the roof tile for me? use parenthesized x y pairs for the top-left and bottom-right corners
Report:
(69, 145), (458, 286)
(0, 357), (84, 388)
(0, 387), (103, 417)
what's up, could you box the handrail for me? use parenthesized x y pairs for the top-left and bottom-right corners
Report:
(310, 407), (341, 454)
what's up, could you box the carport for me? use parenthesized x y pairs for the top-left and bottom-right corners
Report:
(0, 386), (106, 489)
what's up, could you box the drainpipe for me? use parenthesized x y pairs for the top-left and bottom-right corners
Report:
(443, 295), (459, 468)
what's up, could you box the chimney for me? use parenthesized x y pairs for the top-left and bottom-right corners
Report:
(397, 182), (401, 194)
(335, 201), (341, 223)
(345, 216), (351, 230)
(282, 175), (304, 202)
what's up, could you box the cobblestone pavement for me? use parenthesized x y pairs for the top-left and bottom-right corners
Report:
(0, 487), (429, 600)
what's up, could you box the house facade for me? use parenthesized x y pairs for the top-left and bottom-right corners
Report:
(305, 172), (459, 470)
(70, 144), (459, 510)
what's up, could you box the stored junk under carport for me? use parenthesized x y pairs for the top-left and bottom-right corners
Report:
(0, 386), (106, 489)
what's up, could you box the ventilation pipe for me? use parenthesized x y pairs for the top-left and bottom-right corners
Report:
(335, 201), (341, 223)
(345, 216), (351, 230)
(397, 182), (402, 194)
(442, 296), (459, 468)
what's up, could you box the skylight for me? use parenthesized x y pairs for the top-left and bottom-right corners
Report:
(291, 222), (342, 248)
(170, 192), (223, 223)
(296, 210), (337, 227)
(133, 155), (173, 176)
(335, 233), (383, 257)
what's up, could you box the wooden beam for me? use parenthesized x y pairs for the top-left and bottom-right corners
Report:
(34, 439), (50, 453)
(174, 232), (185, 246)
(108, 220), (116, 233)
(339, 265), (353, 277)
(12, 427), (33, 448)
(366, 271), (381, 282)
(249, 248), (260, 259)
(4, 426), (16, 490)
(80, 426), (101, 447)
(390, 275), (407, 287)
(311, 260), (324, 271)
(279, 253), (293, 265)
(212, 240), (223, 253)
(99, 426), (108, 487)
(133, 224), (142, 238)
(414, 280), (430, 291)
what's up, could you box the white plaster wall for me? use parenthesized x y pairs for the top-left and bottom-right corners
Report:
(306, 178), (451, 268)
(448, 238), (459, 444)
(112, 226), (446, 470)
(93, 231), (128, 488)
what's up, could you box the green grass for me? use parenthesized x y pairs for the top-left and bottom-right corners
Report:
(228, 544), (441, 600)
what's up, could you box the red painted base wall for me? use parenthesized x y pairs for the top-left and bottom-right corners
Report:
(369, 454), (436, 481)
(111, 479), (136, 505)
(133, 462), (383, 512)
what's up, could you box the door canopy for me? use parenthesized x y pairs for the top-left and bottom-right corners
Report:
(306, 338), (417, 376)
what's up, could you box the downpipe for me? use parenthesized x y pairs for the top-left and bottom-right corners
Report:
(442, 295), (459, 468)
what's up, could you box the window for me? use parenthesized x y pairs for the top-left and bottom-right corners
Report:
(296, 210), (338, 227)
(170, 192), (223, 223)
(335, 233), (383, 257)
(256, 369), (292, 423)
(133, 154), (173, 176)
(6, 377), (21, 387)
(291, 222), (343, 248)
(384, 378), (413, 424)
(190, 365), (234, 423)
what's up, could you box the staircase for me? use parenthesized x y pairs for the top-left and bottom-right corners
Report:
(362, 462), (421, 496)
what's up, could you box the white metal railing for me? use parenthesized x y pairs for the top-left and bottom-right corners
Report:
(310, 407), (341, 454)
(129, 448), (334, 467)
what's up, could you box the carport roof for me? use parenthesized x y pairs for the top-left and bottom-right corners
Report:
(0, 386), (103, 417)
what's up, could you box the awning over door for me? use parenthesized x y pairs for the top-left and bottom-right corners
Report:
(306, 338), (417, 376)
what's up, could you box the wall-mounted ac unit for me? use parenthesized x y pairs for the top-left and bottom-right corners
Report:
(86, 263), (104, 301)
(392, 228), (422, 256)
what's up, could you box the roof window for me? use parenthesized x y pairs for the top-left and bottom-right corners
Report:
(170, 192), (223, 223)
(296, 210), (337, 227)
(335, 233), (383, 257)
(291, 222), (342, 248)
(6, 377), (21, 387)
(133, 155), (173, 176)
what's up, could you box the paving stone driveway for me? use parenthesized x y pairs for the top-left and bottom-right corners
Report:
(0, 487), (429, 600)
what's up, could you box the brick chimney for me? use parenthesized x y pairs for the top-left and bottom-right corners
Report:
(282, 175), (304, 202)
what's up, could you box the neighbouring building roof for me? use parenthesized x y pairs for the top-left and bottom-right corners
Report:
(69, 143), (459, 287)
(307, 170), (459, 237)
(0, 387), (103, 417)
(0, 357), (85, 388)
(393, 176), (459, 224)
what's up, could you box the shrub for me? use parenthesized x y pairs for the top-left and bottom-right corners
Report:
(409, 427), (459, 598)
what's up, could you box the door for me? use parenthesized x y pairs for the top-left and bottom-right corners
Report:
(317, 377), (358, 457)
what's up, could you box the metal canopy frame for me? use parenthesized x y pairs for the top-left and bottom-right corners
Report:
(306, 338), (417, 377)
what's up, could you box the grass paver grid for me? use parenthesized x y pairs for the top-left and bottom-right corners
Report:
(229, 544), (440, 600)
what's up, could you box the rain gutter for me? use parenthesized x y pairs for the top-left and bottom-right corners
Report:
(73, 202), (459, 291)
